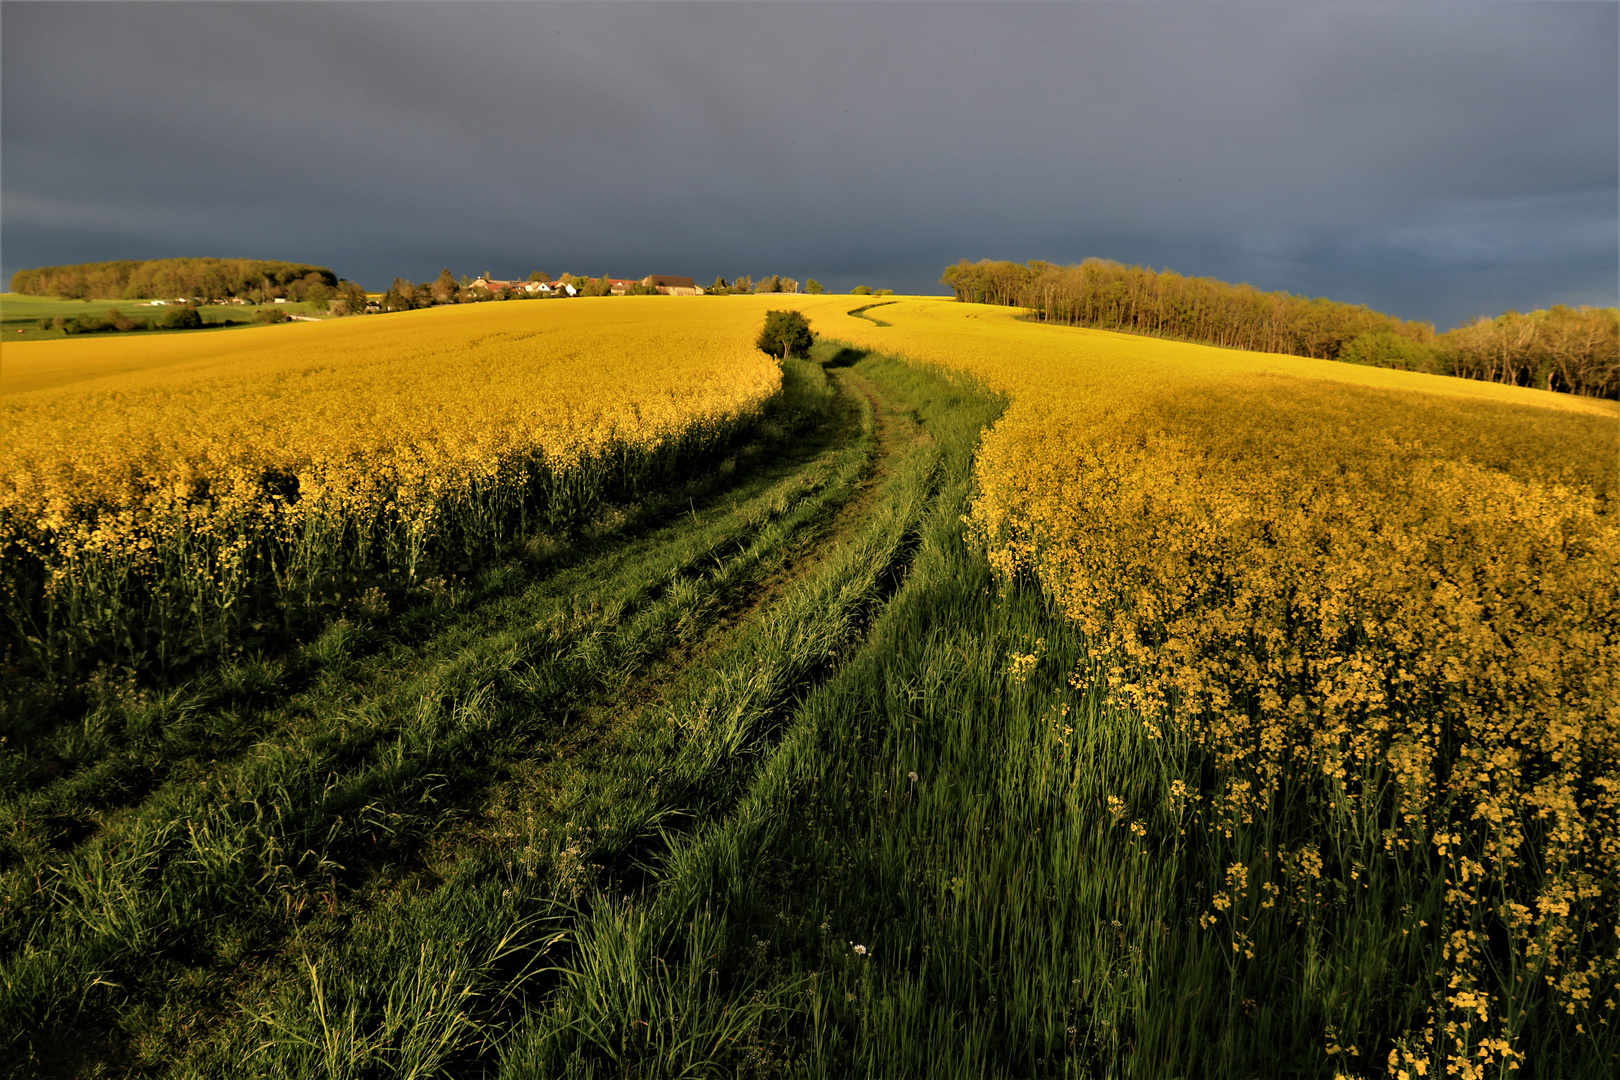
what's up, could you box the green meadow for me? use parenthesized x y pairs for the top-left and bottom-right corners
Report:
(1, 294), (328, 340)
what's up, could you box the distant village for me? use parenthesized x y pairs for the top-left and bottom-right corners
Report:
(6, 258), (836, 338)
(477, 274), (707, 298)
(362, 271), (815, 314)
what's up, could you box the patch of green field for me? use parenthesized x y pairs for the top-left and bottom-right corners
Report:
(1, 293), (328, 341)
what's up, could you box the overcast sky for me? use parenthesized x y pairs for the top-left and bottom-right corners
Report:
(3, 1), (1615, 328)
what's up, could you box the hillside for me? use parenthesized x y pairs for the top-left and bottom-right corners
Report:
(944, 257), (1620, 398)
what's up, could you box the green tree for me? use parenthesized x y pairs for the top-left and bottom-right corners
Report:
(1337, 331), (1437, 372)
(805, 279), (823, 295)
(710, 276), (731, 294)
(381, 277), (420, 312)
(580, 275), (613, 297)
(431, 268), (460, 304)
(852, 285), (872, 296)
(756, 309), (813, 361)
(304, 280), (335, 311)
(332, 281), (368, 316)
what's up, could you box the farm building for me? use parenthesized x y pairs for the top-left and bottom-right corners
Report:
(642, 275), (704, 296)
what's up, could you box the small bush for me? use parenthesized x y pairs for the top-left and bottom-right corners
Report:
(160, 304), (204, 330)
(756, 310), (813, 361)
(1337, 330), (1438, 372)
(60, 312), (147, 335)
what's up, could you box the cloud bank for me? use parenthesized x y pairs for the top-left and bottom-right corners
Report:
(3, 1), (1614, 328)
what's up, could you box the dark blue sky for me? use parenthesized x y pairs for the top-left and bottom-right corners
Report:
(4, 1), (1615, 329)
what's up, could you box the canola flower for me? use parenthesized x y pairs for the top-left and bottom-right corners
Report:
(804, 297), (1620, 1078)
(2, 298), (781, 674)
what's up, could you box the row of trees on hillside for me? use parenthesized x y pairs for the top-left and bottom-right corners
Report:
(1439, 307), (1619, 399)
(11, 260), (836, 315)
(375, 270), (822, 311)
(10, 258), (341, 306)
(942, 259), (1618, 398)
(942, 258), (1437, 358)
(707, 274), (822, 295)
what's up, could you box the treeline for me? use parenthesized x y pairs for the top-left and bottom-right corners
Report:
(43, 305), (297, 337)
(9, 258), (340, 305)
(374, 270), (822, 311)
(707, 274), (823, 295)
(1441, 307), (1619, 399)
(942, 258), (1618, 398)
(43, 305), (206, 335)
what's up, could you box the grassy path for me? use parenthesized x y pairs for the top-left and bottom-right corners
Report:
(0, 345), (1232, 1079)
(482, 354), (1612, 1080)
(202, 351), (959, 1079)
(1, 351), (889, 1075)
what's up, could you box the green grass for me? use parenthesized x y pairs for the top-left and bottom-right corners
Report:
(1, 293), (329, 340)
(0, 351), (885, 1075)
(1, 342), (1610, 1079)
(846, 302), (898, 327)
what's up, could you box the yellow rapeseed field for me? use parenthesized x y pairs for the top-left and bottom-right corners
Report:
(806, 298), (1620, 1078)
(2, 298), (782, 673)
(5, 291), (1615, 1070)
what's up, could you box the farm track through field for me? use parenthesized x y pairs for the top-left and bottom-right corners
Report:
(1, 346), (954, 1078)
(10, 300), (1614, 1079)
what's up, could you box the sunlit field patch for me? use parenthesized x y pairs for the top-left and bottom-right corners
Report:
(812, 298), (1620, 1077)
(2, 298), (783, 676)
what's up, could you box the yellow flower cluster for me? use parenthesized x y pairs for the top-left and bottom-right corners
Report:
(811, 297), (1620, 1073)
(2, 298), (781, 672)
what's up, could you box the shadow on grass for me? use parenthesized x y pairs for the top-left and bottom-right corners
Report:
(822, 345), (869, 369)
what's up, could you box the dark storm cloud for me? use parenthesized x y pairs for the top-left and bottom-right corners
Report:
(3, 1), (1614, 328)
